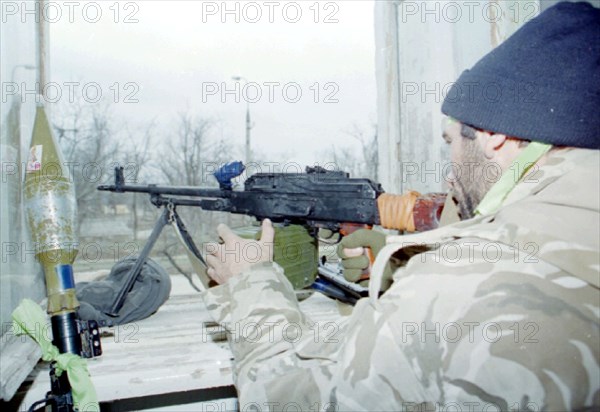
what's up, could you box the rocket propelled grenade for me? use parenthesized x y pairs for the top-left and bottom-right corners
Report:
(24, 102), (79, 318)
(23, 102), (101, 411)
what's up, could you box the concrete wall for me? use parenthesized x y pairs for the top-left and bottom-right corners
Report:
(375, 0), (543, 194)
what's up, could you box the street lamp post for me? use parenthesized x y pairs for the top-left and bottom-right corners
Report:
(11, 64), (36, 82)
(232, 76), (252, 164)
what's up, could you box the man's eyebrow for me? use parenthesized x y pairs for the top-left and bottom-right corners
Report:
(461, 124), (478, 140)
(442, 131), (451, 143)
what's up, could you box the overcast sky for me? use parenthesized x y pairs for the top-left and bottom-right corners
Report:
(50, 0), (377, 167)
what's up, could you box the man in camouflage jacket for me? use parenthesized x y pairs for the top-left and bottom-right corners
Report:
(204, 3), (599, 411)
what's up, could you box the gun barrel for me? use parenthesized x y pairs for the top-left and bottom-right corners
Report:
(98, 182), (225, 197)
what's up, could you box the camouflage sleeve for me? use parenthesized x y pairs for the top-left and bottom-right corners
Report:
(202, 261), (442, 411)
(202, 262), (342, 409)
(203, 240), (599, 411)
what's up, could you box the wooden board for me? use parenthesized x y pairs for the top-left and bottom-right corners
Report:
(18, 274), (344, 410)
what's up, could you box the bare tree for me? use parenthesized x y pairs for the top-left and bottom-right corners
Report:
(345, 122), (379, 181)
(328, 145), (361, 176)
(122, 121), (156, 240)
(156, 111), (218, 272)
(198, 134), (236, 189)
(159, 112), (214, 186)
(324, 122), (378, 181)
(54, 100), (121, 229)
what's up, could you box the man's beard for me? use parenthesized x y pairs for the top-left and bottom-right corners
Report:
(452, 179), (485, 220)
(451, 139), (499, 220)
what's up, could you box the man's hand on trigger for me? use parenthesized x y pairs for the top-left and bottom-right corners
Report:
(337, 229), (394, 291)
(206, 219), (275, 285)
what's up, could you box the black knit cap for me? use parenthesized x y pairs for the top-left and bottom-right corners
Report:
(442, 2), (600, 149)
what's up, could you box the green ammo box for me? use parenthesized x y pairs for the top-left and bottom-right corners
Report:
(234, 224), (318, 289)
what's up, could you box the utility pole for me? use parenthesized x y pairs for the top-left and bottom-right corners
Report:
(232, 76), (253, 164)
(245, 102), (251, 164)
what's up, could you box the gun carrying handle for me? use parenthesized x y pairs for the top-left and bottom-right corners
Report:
(339, 223), (375, 281)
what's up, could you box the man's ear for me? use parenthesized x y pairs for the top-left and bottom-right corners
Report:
(479, 131), (507, 160)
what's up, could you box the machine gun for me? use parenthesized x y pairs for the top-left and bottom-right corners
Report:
(98, 162), (445, 313)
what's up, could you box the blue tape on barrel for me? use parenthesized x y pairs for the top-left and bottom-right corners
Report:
(55, 264), (75, 291)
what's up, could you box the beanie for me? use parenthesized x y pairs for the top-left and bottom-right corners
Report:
(441, 2), (600, 149)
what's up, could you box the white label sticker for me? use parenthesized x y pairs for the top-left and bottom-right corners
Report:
(26, 145), (42, 172)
